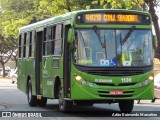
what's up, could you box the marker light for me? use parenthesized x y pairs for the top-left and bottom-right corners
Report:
(89, 83), (94, 88)
(138, 83), (143, 87)
(138, 80), (150, 87)
(144, 80), (149, 85)
(82, 80), (87, 85)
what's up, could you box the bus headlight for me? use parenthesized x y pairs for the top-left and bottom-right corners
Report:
(149, 76), (154, 80)
(149, 73), (154, 80)
(75, 75), (82, 81)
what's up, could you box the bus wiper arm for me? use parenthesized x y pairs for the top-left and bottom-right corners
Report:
(93, 25), (105, 48)
(121, 26), (136, 45)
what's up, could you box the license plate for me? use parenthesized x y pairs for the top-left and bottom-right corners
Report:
(109, 90), (123, 95)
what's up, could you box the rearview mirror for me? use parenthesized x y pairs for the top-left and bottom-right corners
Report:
(68, 28), (74, 43)
(152, 35), (157, 49)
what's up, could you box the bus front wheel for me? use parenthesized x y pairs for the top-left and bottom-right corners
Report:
(27, 80), (37, 107)
(58, 88), (72, 112)
(118, 100), (134, 113)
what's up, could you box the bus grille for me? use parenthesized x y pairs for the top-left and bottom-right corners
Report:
(74, 64), (153, 76)
(87, 70), (143, 76)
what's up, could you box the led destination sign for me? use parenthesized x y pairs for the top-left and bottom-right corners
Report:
(76, 13), (150, 24)
(85, 14), (138, 22)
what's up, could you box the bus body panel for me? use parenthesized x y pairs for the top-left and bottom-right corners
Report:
(17, 10), (154, 110)
(42, 57), (54, 97)
(17, 59), (26, 93)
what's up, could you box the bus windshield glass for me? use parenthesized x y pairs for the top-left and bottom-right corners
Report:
(73, 29), (153, 67)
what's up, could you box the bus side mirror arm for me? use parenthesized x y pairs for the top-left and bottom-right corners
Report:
(68, 28), (74, 43)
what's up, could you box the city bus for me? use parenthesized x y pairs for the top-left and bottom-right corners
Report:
(18, 9), (155, 112)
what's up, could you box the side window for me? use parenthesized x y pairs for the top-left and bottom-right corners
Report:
(43, 27), (52, 56)
(21, 34), (24, 58)
(29, 31), (35, 57)
(23, 33), (27, 58)
(53, 24), (63, 55)
(31, 31), (35, 57)
(29, 32), (32, 57)
(26, 32), (30, 58)
(18, 35), (22, 58)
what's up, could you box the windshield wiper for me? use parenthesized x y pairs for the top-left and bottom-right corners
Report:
(121, 26), (136, 45)
(93, 25), (105, 48)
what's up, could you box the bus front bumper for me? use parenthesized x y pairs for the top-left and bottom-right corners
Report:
(71, 81), (154, 101)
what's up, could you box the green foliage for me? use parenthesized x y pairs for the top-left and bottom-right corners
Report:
(0, 0), (158, 54)
(0, 0), (147, 41)
(87, 0), (144, 10)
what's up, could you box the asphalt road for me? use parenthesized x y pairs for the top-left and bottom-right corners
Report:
(0, 77), (160, 120)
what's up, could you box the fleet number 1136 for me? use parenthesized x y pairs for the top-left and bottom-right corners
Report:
(121, 78), (132, 83)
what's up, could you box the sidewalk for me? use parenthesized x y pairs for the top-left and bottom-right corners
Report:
(135, 99), (160, 105)
(0, 77), (17, 87)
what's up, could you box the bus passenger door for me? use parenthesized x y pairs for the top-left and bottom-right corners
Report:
(35, 30), (43, 95)
(63, 25), (71, 98)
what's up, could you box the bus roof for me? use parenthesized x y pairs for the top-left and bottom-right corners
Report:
(19, 9), (150, 33)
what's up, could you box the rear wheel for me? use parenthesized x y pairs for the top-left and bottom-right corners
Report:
(118, 100), (134, 113)
(27, 80), (37, 107)
(58, 87), (72, 112)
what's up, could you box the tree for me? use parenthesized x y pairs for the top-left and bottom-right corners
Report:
(145, 0), (160, 59)
(0, 0), (160, 60)
(0, 36), (13, 77)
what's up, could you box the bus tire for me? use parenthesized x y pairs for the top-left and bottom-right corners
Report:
(27, 80), (37, 107)
(118, 100), (134, 113)
(37, 97), (47, 107)
(58, 87), (72, 112)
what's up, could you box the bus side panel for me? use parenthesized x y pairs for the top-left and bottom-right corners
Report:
(17, 59), (27, 93)
(42, 57), (53, 98)
(25, 58), (36, 95)
(52, 56), (64, 97)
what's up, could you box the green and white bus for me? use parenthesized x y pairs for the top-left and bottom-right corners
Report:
(18, 9), (155, 112)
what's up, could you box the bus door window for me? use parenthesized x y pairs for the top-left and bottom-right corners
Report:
(73, 33), (78, 62)
(54, 24), (62, 55)
(43, 27), (52, 56)
(26, 32), (30, 58)
(23, 33), (27, 58)
(31, 31), (36, 57)
(18, 34), (22, 58)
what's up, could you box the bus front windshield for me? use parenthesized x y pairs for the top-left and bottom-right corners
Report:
(73, 29), (153, 67)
